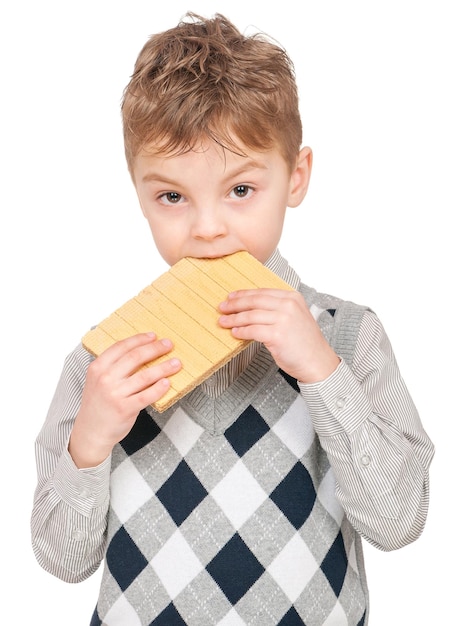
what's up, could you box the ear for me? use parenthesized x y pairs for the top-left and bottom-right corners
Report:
(287, 146), (313, 207)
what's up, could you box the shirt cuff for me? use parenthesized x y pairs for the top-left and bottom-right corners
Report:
(298, 358), (373, 437)
(52, 448), (111, 516)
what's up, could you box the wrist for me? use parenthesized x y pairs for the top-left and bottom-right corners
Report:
(68, 425), (113, 469)
(295, 352), (340, 385)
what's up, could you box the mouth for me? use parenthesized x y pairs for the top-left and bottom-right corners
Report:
(186, 249), (247, 260)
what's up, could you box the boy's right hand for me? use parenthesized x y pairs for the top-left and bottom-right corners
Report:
(68, 333), (181, 468)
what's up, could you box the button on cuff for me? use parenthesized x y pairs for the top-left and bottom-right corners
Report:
(71, 529), (87, 542)
(335, 396), (347, 410)
(360, 454), (372, 467)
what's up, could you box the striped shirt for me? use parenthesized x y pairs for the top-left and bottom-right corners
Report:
(30, 249), (434, 623)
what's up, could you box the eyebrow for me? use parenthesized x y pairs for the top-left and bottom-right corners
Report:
(142, 173), (182, 185)
(141, 158), (269, 186)
(222, 159), (269, 182)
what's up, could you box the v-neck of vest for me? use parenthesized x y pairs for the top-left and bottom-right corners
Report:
(176, 345), (278, 435)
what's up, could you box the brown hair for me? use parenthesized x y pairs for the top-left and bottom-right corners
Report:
(122, 13), (302, 173)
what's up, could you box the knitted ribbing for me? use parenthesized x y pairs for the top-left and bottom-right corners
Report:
(299, 283), (369, 369)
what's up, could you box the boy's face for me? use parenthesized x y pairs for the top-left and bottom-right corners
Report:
(133, 139), (311, 266)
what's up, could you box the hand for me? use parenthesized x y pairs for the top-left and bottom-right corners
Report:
(69, 333), (181, 468)
(218, 288), (340, 384)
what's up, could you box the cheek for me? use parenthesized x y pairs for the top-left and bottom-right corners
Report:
(144, 213), (171, 237)
(252, 205), (285, 236)
(146, 219), (185, 263)
(244, 211), (285, 261)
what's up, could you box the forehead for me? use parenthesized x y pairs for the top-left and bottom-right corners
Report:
(132, 143), (289, 186)
(133, 137), (287, 179)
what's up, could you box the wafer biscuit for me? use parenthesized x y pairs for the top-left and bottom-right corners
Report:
(82, 251), (294, 412)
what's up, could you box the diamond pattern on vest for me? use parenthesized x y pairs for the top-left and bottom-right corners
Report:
(92, 370), (367, 625)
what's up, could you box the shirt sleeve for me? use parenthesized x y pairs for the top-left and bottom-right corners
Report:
(31, 344), (111, 582)
(298, 310), (434, 551)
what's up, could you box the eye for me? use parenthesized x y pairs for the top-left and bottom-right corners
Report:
(230, 184), (253, 199)
(158, 191), (184, 205)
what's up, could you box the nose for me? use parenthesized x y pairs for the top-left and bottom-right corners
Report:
(191, 206), (227, 241)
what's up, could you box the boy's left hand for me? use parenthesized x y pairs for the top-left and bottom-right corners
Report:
(219, 288), (340, 384)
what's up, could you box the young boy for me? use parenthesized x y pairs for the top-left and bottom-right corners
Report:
(31, 13), (434, 626)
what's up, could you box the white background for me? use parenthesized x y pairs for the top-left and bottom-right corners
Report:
(1, 0), (448, 623)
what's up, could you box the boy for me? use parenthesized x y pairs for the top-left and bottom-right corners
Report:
(31, 13), (434, 625)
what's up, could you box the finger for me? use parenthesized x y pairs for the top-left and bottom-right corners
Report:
(122, 355), (182, 397)
(225, 288), (294, 301)
(219, 289), (295, 313)
(93, 334), (175, 380)
(133, 377), (173, 407)
(219, 309), (277, 329)
(113, 337), (176, 379)
(228, 323), (278, 344)
(95, 332), (160, 366)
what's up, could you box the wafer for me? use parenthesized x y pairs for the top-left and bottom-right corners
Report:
(82, 251), (294, 412)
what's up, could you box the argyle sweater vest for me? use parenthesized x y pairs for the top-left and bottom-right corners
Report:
(90, 287), (369, 625)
